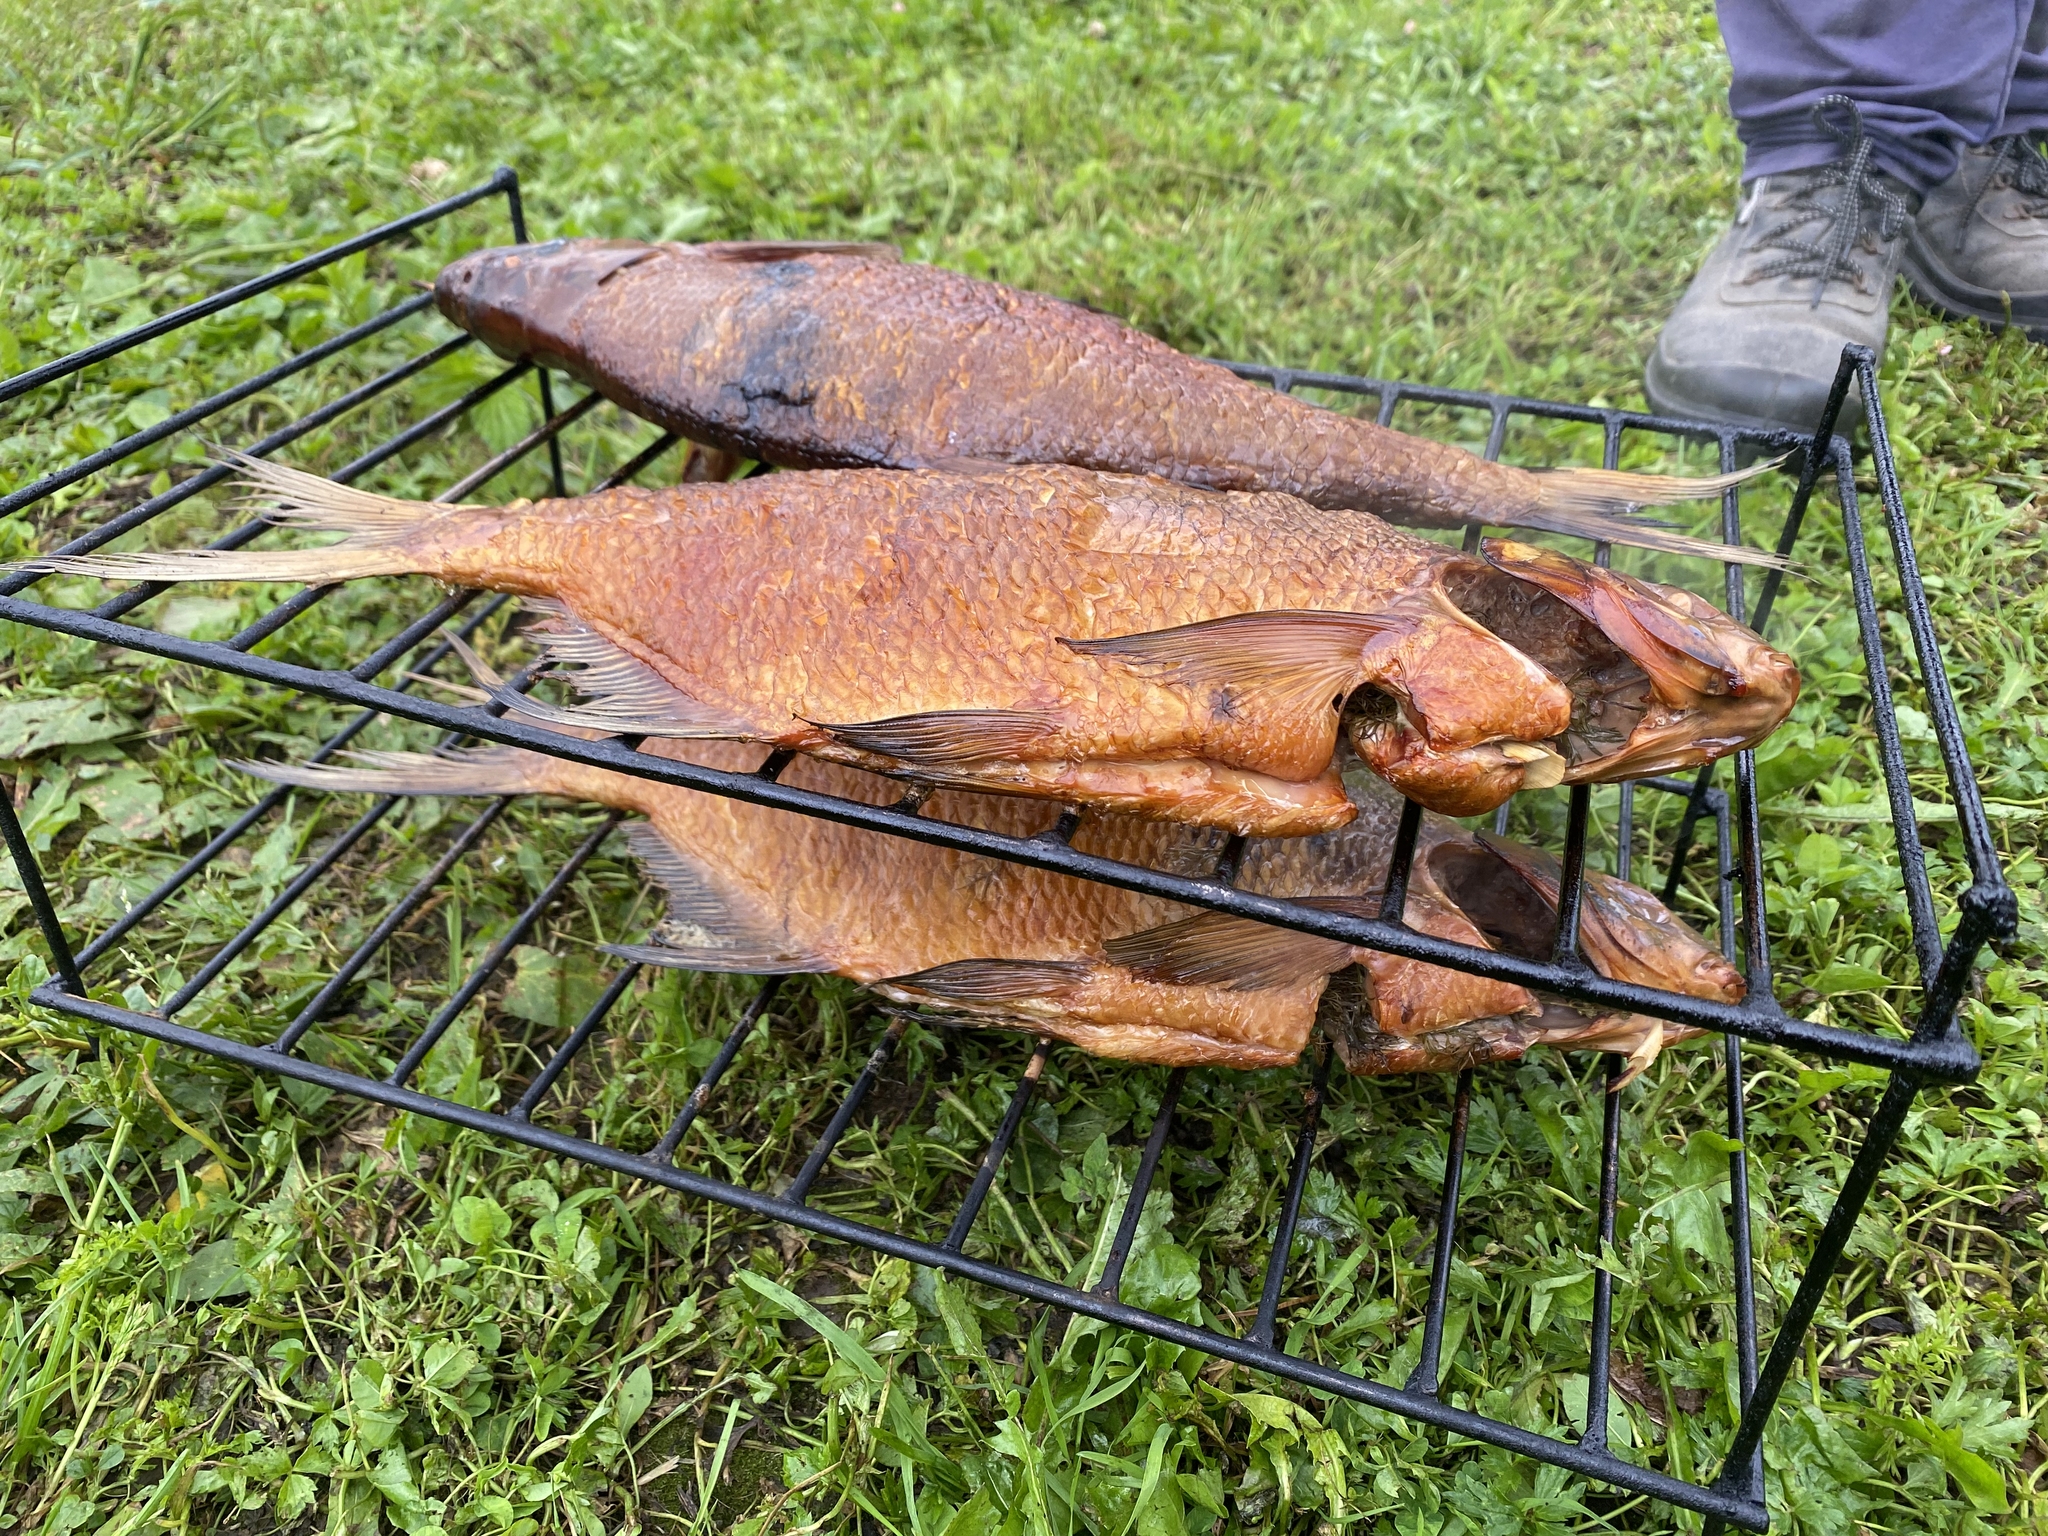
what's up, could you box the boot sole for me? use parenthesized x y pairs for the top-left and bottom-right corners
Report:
(1643, 354), (1864, 443)
(1901, 234), (2048, 340)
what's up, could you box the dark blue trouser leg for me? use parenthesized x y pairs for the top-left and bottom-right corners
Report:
(1717, 0), (2048, 195)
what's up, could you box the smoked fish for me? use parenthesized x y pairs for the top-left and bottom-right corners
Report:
(16, 457), (1799, 832)
(239, 739), (1740, 1078)
(434, 237), (1782, 563)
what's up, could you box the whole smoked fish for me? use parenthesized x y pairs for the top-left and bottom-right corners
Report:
(17, 458), (1799, 832)
(240, 739), (1740, 1078)
(434, 237), (1781, 563)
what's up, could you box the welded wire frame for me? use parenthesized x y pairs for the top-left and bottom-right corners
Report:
(0, 172), (2016, 1533)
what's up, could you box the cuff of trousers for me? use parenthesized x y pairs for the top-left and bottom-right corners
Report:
(1736, 113), (1954, 199)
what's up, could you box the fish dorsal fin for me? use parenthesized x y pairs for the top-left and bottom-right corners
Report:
(600, 822), (829, 974)
(1063, 610), (1398, 722)
(811, 708), (1064, 764)
(696, 240), (902, 263)
(881, 957), (1090, 1003)
(1103, 895), (1378, 991)
(507, 599), (766, 740)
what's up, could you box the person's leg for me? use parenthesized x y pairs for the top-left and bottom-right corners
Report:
(1719, 0), (2035, 197)
(1647, 3), (2041, 432)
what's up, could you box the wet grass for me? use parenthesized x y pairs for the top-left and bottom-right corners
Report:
(0, 2), (2043, 1533)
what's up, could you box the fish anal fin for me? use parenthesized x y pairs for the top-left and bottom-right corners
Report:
(1103, 895), (1377, 992)
(614, 822), (828, 973)
(602, 941), (828, 975)
(881, 958), (1090, 1003)
(812, 708), (1065, 764)
(508, 598), (765, 739)
(696, 240), (902, 263)
(1064, 610), (1398, 723)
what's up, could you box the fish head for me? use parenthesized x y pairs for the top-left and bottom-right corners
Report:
(435, 239), (665, 369)
(1478, 539), (1800, 782)
(1341, 593), (1572, 815)
(1460, 830), (1747, 1003)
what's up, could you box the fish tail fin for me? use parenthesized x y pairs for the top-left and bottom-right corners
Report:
(228, 746), (560, 799)
(3, 450), (463, 585)
(1520, 458), (1790, 568)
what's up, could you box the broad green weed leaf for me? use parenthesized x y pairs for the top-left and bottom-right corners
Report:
(450, 1194), (510, 1249)
(1810, 961), (1893, 995)
(616, 1362), (653, 1435)
(0, 695), (130, 757)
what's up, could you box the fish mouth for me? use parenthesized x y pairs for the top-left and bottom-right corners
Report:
(434, 239), (663, 369)
(1442, 539), (1800, 784)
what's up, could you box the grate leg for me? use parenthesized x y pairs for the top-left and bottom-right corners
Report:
(1404, 1068), (1474, 1395)
(943, 1039), (1053, 1252)
(648, 978), (783, 1164)
(1248, 1044), (1334, 1348)
(1092, 1068), (1186, 1299)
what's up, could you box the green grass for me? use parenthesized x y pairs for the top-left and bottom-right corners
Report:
(1, 2), (2043, 1533)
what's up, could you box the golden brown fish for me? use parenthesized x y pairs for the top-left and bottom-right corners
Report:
(433, 237), (1782, 564)
(238, 739), (1741, 1077)
(17, 458), (1798, 832)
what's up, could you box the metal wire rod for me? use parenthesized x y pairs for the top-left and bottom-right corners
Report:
(1248, 1044), (1334, 1347)
(944, 1039), (1053, 1252)
(785, 1015), (910, 1204)
(1093, 1068), (1186, 1300)
(384, 814), (621, 1088)
(510, 962), (642, 1122)
(647, 979), (784, 1164)
(1404, 1068), (1474, 1396)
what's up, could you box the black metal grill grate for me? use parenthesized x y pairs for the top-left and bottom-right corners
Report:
(0, 170), (2016, 1532)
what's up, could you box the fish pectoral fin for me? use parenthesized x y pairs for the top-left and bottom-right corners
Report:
(1063, 610), (1400, 721)
(608, 822), (829, 974)
(697, 240), (902, 263)
(880, 958), (1091, 1003)
(493, 599), (765, 739)
(1102, 896), (1376, 991)
(812, 708), (1065, 763)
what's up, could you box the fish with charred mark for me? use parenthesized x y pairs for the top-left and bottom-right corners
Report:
(11, 456), (1800, 832)
(433, 236), (1785, 564)
(235, 738), (1742, 1078)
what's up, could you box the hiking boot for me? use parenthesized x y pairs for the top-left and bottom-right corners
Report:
(1646, 100), (1918, 436)
(1903, 135), (2048, 338)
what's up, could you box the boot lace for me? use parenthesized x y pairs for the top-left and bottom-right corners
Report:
(1958, 133), (2048, 247)
(1747, 94), (1911, 308)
